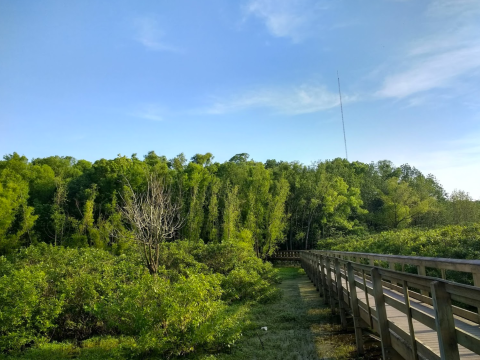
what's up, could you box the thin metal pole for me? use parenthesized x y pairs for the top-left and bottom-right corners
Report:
(337, 71), (348, 160)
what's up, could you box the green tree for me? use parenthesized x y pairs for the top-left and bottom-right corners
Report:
(0, 169), (38, 254)
(379, 177), (433, 229)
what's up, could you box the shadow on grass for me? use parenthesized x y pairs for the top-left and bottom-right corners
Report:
(205, 266), (362, 360)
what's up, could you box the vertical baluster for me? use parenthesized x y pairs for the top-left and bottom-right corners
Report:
(347, 262), (364, 356)
(320, 255), (328, 303)
(403, 280), (418, 360)
(417, 265), (429, 296)
(362, 270), (373, 328)
(335, 258), (348, 329)
(326, 257), (335, 312)
(371, 268), (396, 360)
(431, 281), (460, 360)
(344, 263), (350, 307)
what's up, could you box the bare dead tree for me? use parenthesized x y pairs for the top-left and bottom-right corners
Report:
(119, 173), (184, 275)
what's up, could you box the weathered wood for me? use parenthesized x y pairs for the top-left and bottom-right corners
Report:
(348, 262), (364, 355)
(372, 267), (399, 360)
(326, 257), (335, 313)
(314, 249), (480, 276)
(431, 281), (460, 360)
(335, 258), (348, 329)
(403, 280), (419, 360)
(314, 254), (320, 292)
(417, 265), (429, 296)
(320, 255), (328, 304)
(302, 250), (480, 360)
(361, 269), (373, 328)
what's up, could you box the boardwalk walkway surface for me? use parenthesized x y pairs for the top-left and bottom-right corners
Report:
(354, 275), (480, 359)
(295, 250), (480, 360)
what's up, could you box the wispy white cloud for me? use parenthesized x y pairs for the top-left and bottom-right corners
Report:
(130, 104), (165, 121)
(377, 46), (480, 98)
(133, 17), (180, 52)
(204, 83), (354, 115)
(426, 0), (480, 18)
(376, 0), (480, 100)
(244, 0), (328, 42)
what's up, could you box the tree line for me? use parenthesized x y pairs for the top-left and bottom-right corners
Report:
(1, 151), (479, 256)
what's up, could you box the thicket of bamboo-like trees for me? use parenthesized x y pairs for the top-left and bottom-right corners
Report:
(1, 151), (478, 256)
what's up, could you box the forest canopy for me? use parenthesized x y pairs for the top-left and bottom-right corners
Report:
(1, 151), (479, 256)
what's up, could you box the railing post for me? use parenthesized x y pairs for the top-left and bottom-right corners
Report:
(314, 254), (320, 291)
(347, 262), (364, 355)
(320, 255), (328, 303)
(417, 265), (429, 296)
(335, 258), (348, 329)
(431, 281), (460, 360)
(362, 269), (373, 328)
(402, 280), (418, 360)
(371, 267), (397, 360)
(326, 257), (335, 312)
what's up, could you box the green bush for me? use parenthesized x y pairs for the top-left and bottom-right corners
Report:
(318, 223), (480, 259)
(317, 223), (480, 284)
(0, 239), (280, 357)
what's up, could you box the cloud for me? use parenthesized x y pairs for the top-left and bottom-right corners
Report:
(131, 104), (165, 121)
(426, 0), (480, 18)
(376, 0), (480, 100)
(377, 46), (480, 99)
(204, 83), (353, 115)
(133, 17), (179, 52)
(244, 0), (328, 42)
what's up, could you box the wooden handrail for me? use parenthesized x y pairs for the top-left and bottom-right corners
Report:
(300, 250), (480, 360)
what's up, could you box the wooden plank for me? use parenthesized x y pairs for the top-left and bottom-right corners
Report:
(362, 269), (373, 328)
(315, 250), (480, 274)
(314, 254), (320, 291)
(347, 262), (364, 355)
(307, 250), (480, 360)
(417, 265), (429, 296)
(326, 257), (335, 313)
(431, 281), (460, 360)
(335, 258), (348, 329)
(372, 267), (400, 360)
(320, 255), (328, 305)
(403, 280), (419, 360)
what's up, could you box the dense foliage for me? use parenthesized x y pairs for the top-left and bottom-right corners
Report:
(318, 223), (480, 260)
(1, 151), (478, 358)
(1, 152), (478, 255)
(0, 240), (279, 356)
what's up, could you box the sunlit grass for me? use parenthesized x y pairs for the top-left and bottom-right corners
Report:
(194, 266), (360, 360)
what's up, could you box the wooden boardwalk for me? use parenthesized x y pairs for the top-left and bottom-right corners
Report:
(354, 274), (480, 359)
(300, 250), (480, 360)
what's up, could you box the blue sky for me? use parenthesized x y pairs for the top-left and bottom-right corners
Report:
(1, 0), (479, 199)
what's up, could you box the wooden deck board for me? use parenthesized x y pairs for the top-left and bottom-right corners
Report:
(340, 274), (480, 359)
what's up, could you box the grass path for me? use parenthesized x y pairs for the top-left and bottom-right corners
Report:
(206, 267), (364, 360)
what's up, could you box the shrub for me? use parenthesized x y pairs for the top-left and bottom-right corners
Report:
(0, 240), (272, 356)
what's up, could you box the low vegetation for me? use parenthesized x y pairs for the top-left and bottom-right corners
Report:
(0, 241), (279, 358)
(318, 223), (480, 259)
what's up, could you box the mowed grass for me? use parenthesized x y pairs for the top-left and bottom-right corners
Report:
(196, 266), (361, 360)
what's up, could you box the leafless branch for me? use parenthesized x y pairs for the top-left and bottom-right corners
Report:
(118, 173), (184, 274)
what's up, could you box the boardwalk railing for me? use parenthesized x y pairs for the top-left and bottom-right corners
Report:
(301, 250), (480, 360)
(268, 250), (301, 261)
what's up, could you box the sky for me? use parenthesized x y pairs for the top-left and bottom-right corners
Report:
(1, 0), (479, 199)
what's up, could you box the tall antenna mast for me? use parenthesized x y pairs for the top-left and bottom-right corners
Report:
(337, 70), (348, 160)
